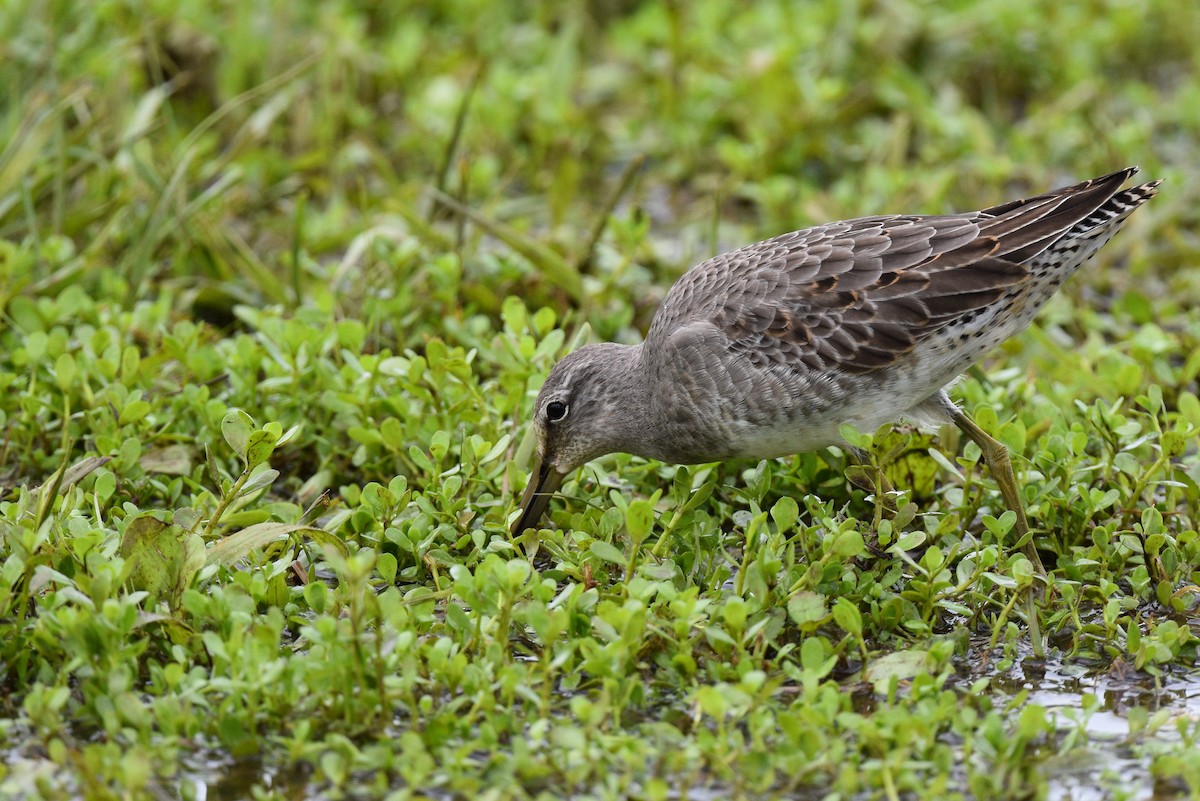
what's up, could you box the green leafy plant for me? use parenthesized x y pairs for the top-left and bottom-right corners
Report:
(1, 1), (1199, 799)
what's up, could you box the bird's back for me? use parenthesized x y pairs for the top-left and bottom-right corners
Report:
(640, 169), (1160, 460)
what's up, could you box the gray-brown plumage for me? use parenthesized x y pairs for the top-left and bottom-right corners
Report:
(511, 168), (1161, 552)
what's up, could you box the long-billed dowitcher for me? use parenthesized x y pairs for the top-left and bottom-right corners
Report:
(511, 168), (1160, 568)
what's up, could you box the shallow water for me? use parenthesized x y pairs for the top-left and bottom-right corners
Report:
(994, 656), (1200, 801)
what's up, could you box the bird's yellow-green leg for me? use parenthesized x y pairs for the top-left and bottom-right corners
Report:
(944, 399), (1046, 658)
(944, 405), (1045, 575)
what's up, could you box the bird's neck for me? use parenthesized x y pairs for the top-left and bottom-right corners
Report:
(616, 339), (728, 464)
(589, 342), (662, 458)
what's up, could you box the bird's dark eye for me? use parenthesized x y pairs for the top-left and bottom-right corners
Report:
(546, 400), (568, 422)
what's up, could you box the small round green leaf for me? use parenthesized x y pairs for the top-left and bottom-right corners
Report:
(832, 597), (863, 638)
(787, 591), (827, 627)
(221, 409), (255, 457)
(625, 499), (654, 542)
(589, 540), (626, 566)
(244, 430), (278, 469)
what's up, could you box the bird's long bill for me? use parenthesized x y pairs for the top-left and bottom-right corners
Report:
(510, 455), (564, 536)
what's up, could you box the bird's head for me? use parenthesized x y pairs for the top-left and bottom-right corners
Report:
(510, 342), (642, 534)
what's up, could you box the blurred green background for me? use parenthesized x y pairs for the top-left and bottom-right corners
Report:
(4, 0), (1197, 329)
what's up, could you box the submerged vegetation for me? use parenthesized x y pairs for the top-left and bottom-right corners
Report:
(1, 0), (1199, 798)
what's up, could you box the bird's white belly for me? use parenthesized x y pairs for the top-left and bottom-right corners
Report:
(726, 418), (849, 458)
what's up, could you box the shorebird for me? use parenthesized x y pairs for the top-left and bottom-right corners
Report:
(510, 168), (1160, 569)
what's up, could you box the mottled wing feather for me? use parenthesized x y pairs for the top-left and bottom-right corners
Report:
(978, 167), (1135, 218)
(649, 168), (1140, 376)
